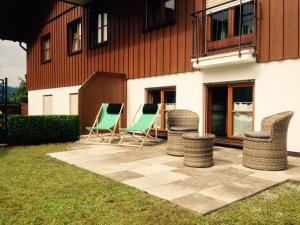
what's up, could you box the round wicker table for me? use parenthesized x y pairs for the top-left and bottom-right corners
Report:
(182, 133), (215, 168)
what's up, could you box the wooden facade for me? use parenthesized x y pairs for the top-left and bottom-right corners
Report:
(27, 0), (195, 91)
(256, 0), (300, 62)
(194, 0), (300, 62)
(26, 0), (300, 92)
(78, 72), (127, 134)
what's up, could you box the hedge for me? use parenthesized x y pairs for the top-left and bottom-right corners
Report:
(7, 115), (80, 145)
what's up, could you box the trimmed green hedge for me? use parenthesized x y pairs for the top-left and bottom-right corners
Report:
(7, 115), (80, 145)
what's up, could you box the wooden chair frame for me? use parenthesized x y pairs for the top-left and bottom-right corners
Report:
(118, 104), (161, 148)
(86, 103), (124, 144)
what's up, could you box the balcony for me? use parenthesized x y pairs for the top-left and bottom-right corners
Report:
(191, 0), (256, 69)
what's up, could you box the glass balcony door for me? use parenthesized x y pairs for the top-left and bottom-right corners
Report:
(206, 82), (254, 139)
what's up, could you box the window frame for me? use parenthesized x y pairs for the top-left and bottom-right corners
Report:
(67, 18), (83, 56)
(207, 2), (254, 51)
(227, 82), (255, 138)
(144, 0), (176, 32)
(147, 86), (176, 131)
(205, 82), (255, 140)
(88, 10), (109, 49)
(41, 33), (51, 64)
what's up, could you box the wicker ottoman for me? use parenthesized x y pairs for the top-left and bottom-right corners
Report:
(183, 133), (215, 168)
(166, 110), (199, 157)
(167, 130), (186, 156)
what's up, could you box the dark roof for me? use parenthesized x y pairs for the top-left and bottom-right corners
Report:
(0, 0), (117, 42)
(0, 0), (53, 42)
(0, 0), (92, 42)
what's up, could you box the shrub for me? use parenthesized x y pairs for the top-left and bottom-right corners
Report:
(7, 115), (80, 145)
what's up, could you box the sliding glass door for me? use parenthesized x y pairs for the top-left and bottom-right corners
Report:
(206, 82), (254, 139)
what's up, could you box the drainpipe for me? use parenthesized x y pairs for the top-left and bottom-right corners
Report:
(19, 42), (27, 52)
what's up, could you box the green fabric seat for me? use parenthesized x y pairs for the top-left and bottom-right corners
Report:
(87, 104), (119, 131)
(86, 103), (124, 144)
(118, 104), (161, 148)
(121, 114), (156, 132)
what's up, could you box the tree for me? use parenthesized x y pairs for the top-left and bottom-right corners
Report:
(9, 77), (28, 104)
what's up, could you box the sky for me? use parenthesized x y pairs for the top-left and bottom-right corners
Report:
(0, 40), (26, 87)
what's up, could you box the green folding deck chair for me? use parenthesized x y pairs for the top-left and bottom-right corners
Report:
(86, 103), (124, 144)
(118, 103), (161, 148)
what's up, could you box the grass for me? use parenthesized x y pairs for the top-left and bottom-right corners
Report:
(0, 144), (300, 225)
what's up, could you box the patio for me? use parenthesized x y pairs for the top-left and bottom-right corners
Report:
(49, 140), (300, 215)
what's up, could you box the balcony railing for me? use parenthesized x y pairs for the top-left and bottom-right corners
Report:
(192, 0), (256, 59)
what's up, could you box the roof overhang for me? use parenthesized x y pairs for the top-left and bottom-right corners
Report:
(0, 0), (84, 43)
(0, 0), (54, 42)
(61, 0), (92, 5)
(0, 0), (117, 42)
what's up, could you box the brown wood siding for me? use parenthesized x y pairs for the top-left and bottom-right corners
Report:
(194, 0), (300, 63)
(284, 0), (299, 59)
(257, 0), (300, 62)
(28, 0), (195, 91)
(269, 0), (284, 61)
(45, 0), (74, 23)
(78, 72), (127, 134)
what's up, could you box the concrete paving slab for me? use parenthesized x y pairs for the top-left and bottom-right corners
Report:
(129, 164), (177, 176)
(172, 193), (227, 215)
(123, 171), (189, 189)
(49, 142), (300, 215)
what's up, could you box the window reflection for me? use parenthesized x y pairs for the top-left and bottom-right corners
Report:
(211, 10), (228, 41)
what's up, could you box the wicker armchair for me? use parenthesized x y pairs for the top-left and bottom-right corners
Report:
(242, 111), (294, 171)
(166, 110), (199, 156)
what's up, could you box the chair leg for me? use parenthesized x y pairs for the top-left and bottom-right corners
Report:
(140, 137), (146, 148)
(118, 132), (126, 145)
(109, 131), (114, 144)
(109, 123), (118, 144)
(86, 130), (93, 144)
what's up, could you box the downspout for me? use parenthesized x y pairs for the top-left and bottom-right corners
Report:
(19, 42), (27, 52)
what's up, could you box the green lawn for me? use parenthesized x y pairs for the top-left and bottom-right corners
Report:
(0, 145), (300, 225)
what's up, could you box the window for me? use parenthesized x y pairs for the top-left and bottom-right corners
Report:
(41, 34), (51, 63)
(231, 85), (254, 137)
(68, 19), (82, 55)
(234, 3), (254, 36)
(145, 0), (176, 31)
(88, 11), (108, 48)
(210, 2), (254, 42)
(211, 10), (228, 41)
(43, 95), (53, 115)
(206, 83), (254, 139)
(147, 87), (176, 130)
(70, 93), (78, 115)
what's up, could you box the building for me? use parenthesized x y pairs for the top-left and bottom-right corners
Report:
(0, 0), (300, 152)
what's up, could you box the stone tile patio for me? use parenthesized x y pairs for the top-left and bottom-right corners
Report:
(49, 140), (300, 215)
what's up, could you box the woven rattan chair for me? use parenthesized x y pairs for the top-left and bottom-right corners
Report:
(242, 111), (294, 171)
(166, 110), (199, 156)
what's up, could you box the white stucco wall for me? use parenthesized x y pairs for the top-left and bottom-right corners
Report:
(27, 59), (300, 152)
(127, 59), (300, 152)
(127, 72), (204, 128)
(28, 85), (81, 115)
